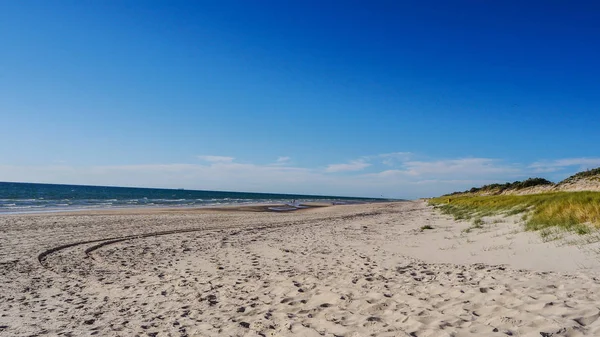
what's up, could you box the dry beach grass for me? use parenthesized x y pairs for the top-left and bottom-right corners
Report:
(3, 201), (600, 336)
(430, 192), (600, 234)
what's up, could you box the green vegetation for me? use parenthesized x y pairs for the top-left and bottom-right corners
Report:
(463, 217), (485, 233)
(560, 167), (600, 184)
(446, 177), (554, 196)
(432, 167), (600, 235)
(444, 166), (600, 197)
(539, 228), (563, 242)
(420, 225), (434, 231)
(430, 192), (600, 234)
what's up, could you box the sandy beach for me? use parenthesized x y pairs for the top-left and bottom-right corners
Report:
(3, 201), (600, 336)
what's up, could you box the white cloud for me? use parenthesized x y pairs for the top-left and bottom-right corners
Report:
(325, 160), (371, 173)
(198, 155), (235, 163)
(270, 156), (291, 166)
(0, 163), (321, 195)
(4, 154), (598, 200)
(0, 155), (521, 199)
(400, 158), (520, 177)
(377, 152), (412, 166)
(365, 158), (519, 179)
(529, 158), (600, 173)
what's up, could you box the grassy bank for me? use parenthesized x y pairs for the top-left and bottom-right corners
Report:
(429, 192), (600, 234)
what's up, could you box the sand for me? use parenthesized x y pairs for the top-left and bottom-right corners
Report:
(3, 201), (600, 336)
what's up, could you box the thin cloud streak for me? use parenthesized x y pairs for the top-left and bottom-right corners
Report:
(271, 156), (291, 166)
(529, 158), (600, 173)
(401, 158), (520, 176)
(198, 155), (235, 163)
(325, 160), (371, 173)
(377, 152), (412, 166)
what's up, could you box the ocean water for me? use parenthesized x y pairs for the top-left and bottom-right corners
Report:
(0, 182), (383, 214)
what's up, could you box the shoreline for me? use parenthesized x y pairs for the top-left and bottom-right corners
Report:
(0, 199), (399, 216)
(3, 201), (600, 336)
(0, 200), (380, 216)
(0, 181), (391, 216)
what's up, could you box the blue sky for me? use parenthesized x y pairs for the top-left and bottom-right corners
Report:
(1, 1), (600, 198)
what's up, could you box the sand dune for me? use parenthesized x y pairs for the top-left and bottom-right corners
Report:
(2, 201), (600, 336)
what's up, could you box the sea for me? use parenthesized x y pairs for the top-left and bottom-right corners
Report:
(0, 182), (385, 214)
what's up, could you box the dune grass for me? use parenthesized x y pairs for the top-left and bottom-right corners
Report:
(429, 192), (600, 234)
